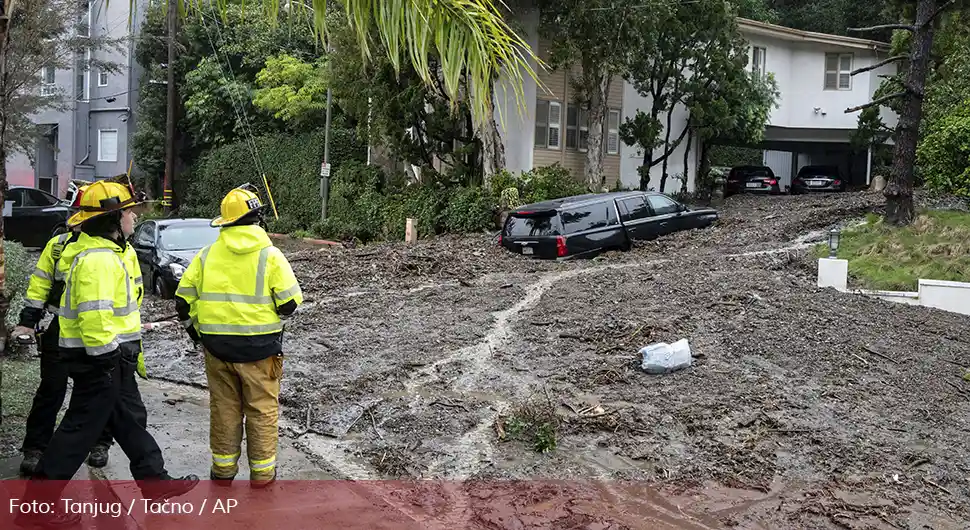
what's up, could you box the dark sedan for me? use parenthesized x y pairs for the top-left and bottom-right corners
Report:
(725, 166), (782, 195)
(791, 165), (847, 193)
(500, 191), (718, 260)
(130, 218), (220, 298)
(2, 186), (71, 247)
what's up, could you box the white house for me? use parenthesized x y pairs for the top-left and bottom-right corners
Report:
(492, 12), (898, 193)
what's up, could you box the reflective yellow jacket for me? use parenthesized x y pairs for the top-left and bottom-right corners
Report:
(176, 224), (302, 363)
(21, 232), (76, 323)
(57, 232), (143, 357)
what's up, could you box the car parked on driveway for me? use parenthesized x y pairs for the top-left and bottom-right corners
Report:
(725, 165), (782, 195)
(130, 218), (220, 298)
(791, 165), (847, 193)
(500, 191), (718, 259)
(2, 186), (72, 248)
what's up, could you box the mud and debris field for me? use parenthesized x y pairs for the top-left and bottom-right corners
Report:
(143, 191), (970, 529)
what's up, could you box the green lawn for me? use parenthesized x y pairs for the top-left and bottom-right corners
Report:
(816, 210), (970, 291)
(0, 358), (40, 458)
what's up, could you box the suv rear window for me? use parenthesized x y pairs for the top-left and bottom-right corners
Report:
(731, 167), (771, 179)
(560, 202), (616, 234)
(505, 213), (561, 237)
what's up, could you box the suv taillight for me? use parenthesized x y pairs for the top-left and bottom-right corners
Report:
(556, 236), (567, 257)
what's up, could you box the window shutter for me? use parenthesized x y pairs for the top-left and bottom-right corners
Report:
(607, 110), (620, 154)
(547, 102), (562, 149)
(99, 130), (118, 162)
(566, 106), (578, 149)
(534, 100), (549, 148)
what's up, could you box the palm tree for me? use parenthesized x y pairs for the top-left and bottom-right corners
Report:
(142, 0), (540, 127)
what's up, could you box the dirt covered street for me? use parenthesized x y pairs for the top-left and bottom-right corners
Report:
(141, 191), (970, 529)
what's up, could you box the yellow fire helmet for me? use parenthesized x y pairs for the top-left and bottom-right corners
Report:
(67, 180), (140, 228)
(211, 185), (266, 227)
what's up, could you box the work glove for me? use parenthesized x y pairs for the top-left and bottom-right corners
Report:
(136, 350), (148, 380)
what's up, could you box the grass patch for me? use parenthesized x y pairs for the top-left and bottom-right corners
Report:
(0, 357), (40, 457)
(815, 210), (970, 291)
(498, 398), (561, 454)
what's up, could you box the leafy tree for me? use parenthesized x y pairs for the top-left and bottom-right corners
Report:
(846, 0), (963, 225)
(252, 54), (330, 126)
(622, 0), (776, 192)
(538, 0), (651, 191)
(0, 0), (122, 338)
(326, 17), (480, 185)
(131, 2), (320, 197)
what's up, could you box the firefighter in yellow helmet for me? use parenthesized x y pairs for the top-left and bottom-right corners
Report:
(12, 184), (121, 477)
(175, 184), (302, 488)
(16, 181), (198, 528)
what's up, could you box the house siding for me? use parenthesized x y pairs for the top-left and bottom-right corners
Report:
(532, 39), (623, 187)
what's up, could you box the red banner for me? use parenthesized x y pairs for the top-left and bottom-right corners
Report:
(1, 480), (722, 529)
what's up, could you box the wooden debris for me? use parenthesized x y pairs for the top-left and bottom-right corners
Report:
(861, 345), (899, 364)
(369, 409), (384, 440)
(922, 477), (953, 496)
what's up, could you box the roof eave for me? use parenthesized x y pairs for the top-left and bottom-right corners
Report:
(738, 18), (891, 52)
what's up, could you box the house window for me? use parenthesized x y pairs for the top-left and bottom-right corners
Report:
(825, 53), (853, 90)
(546, 101), (561, 149)
(752, 46), (766, 79)
(75, 49), (90, 100)
(565, 106), (578, 149)
(98, 70), (108, 86)
(533, 99), (562, 149)
(38, 177), (55, 194)
(607, 109), (620, 155)
(78, 2), (90, 38)
(41, 66), (56, 96)
(98, 129), (118, 162)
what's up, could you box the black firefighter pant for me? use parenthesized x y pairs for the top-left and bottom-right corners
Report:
(34, 343), (167, 481)
(20, 321), (117, 453)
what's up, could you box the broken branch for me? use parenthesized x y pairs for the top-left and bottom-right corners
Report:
(369, 409), (384, 440)
(845, 91), (906, 114)
(851, 55), (907, 76)
(861, 345), (899, 364)
(847, 24), (915, 33)
(923, 477), (953, 496)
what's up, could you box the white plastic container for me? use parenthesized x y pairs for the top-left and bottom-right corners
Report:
(639, 338), (692, 374)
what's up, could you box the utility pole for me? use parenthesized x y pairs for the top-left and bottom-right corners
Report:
(163, 0), (177, 213)
(320, 85), (331, 220)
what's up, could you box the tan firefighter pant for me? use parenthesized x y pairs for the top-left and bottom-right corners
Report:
(204, 350), (283, 481)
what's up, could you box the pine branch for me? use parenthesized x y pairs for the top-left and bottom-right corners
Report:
(851, 55), (908, 76)
(844, 91), (906, 114)
(847, 24), (915, 33)
(927, 0), (957, 26)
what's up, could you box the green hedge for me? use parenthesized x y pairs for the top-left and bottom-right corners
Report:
(183, 128), (365, 230)
(3, 240), (31, 328)
(313, 162), (586, 243)
(917, 101), (970, 198)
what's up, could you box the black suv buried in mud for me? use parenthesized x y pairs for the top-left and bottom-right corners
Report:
(500, 191), (718, 259)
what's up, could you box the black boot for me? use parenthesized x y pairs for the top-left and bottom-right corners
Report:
(86, 444), (110, 468)
(140, 473), (200, 505)
(14, 509), (81, 528)
(209, 471), (234, 487)
(19, 450), (43, 477)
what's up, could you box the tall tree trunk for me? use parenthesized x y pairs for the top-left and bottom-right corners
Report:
(638, 148), (653, 191)
(0, 0), (11, 355)
(478, 112), (505, 189)
(698, 139), (712, 200)
(681, 123), (692, 194)
(660, 106), (675, 192)
(585, 72), (609, 191)
(885, 0), (937, 225)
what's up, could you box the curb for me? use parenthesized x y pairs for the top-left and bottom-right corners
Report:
(268, 233), (342, 247)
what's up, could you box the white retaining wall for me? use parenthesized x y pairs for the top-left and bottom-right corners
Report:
(817, 258), (970, 316)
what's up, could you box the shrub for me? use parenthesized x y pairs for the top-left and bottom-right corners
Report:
(184, 127), (365, 230)
(520, 164), (586, 204)
(321, 161), (389, 241)
(383, 183), (450, 240)
(443, 187), (497, 233)
(3, 240), (31, 328)
(917, 101), (970, 198)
